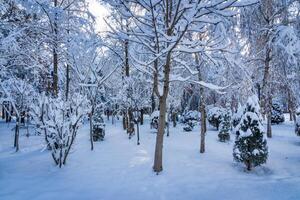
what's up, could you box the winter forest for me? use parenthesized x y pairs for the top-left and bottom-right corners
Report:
(0, 0), (300, 199)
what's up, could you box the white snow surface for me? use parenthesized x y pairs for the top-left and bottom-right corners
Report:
(0, 116), (300, 200)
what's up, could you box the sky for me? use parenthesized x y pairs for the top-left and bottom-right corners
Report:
(88, 0), (110, 32)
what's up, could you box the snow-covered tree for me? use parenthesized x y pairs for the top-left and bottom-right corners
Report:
(239, 0), (300, 137)
(105, 0), (257, 173)
(233, 95), (268, 171)
(271, 102), (285, 124)
(92, 106), (105, 141)
(232, 104), (244, 127)
(208, 107), (225, 130)
(31, 93), (90, 167)
(218, 107), (231, 142)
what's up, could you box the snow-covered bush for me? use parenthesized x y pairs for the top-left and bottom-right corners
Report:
(31, 93), (90, 167)
(181, 110), (199, 132)
(218, 108), (231, 142)
(181, 110), (200, 124)
(92, 107), (105, 141)
(232, 104), (244, 127)
(295, 108), (300, 136)
(271, 102), (285, 124)
(233, 95), (268, 171)
(207, 107), (225, 130)
(183, 120), (197, 132)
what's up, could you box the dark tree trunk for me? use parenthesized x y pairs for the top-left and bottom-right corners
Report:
(89, 112), (94, 151)
(151, 94), (156, 112)
(136, 122), (140, 145)
(153, 51), (171, 173)
(122, 111), (127, 130)
(246, 160), (251, 171)
(267, 97), (272, 138)
(52, 0), (59, 96)
(172, 112), (177, 128)
(14, 118), (19, 152)
(140, 109), (144, 125)
(66, 64), (70, 100)
(153, 96), (167, 173)
(2, 106), (4, 119)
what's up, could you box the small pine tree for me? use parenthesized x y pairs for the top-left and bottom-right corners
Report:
(208, 107), (224, 130)
(271, 102), (285, 124)
(233, 95), (268, 171)
(232, 104), (244, 127)
(92, 107), (105, 141)
(218, 108), (231, 142)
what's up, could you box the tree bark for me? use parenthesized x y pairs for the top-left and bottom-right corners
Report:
(65, 64), (70, 100)
(153, 97), (167, 173)
(136, 122), (140, 145)
(195, 53), (206, 153)
(261, 47), (272, 138)
(246, 160), (251, 171)
(267, 96), (272, 138)
(14, 118), (19, 152)
(140, 109), (144, 125)
(153, 52), (171, 173)
(200, 91), (206, 153)
(89, 112), (94, 151)
(1, 106), (4, 119)
(53, 0), (59, 96)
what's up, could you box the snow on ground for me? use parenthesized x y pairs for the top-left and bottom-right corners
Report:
(0, 116), (300, 200)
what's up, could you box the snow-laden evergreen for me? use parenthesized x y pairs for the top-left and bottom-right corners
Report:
(218, 107), (231, 142)
(208, 107), (225, 130)
(271, 102), (285, 124)
(232, 104), (244, 127)
(92, 106), (105, 141)
(233, 95), (268, 171)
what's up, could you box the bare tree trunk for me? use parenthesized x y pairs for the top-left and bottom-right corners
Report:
(140, 109), (144, 125)
(153, 52), (171, 173)
(267, 96), (272, 138)
(287, 89), (296, 122)
(1, 105), (4, 119)
(136, 122), (140, 145)
(172, 112), (177, 127)
(262, 48), (272, 138)
(124, 39), (130, 77)
(246, 160), (251, 171)
(151, 93), (155, 112)
(195, 52), (206, 153)
(66, 64), (70, 100)
(14, 118), (19, 152)
(153, 97), (167, 173)
(200, 91), (206, 153)
(89, 112), (94, 151)
(53, 0), (59, 96)
(122, 112), (127, 130)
